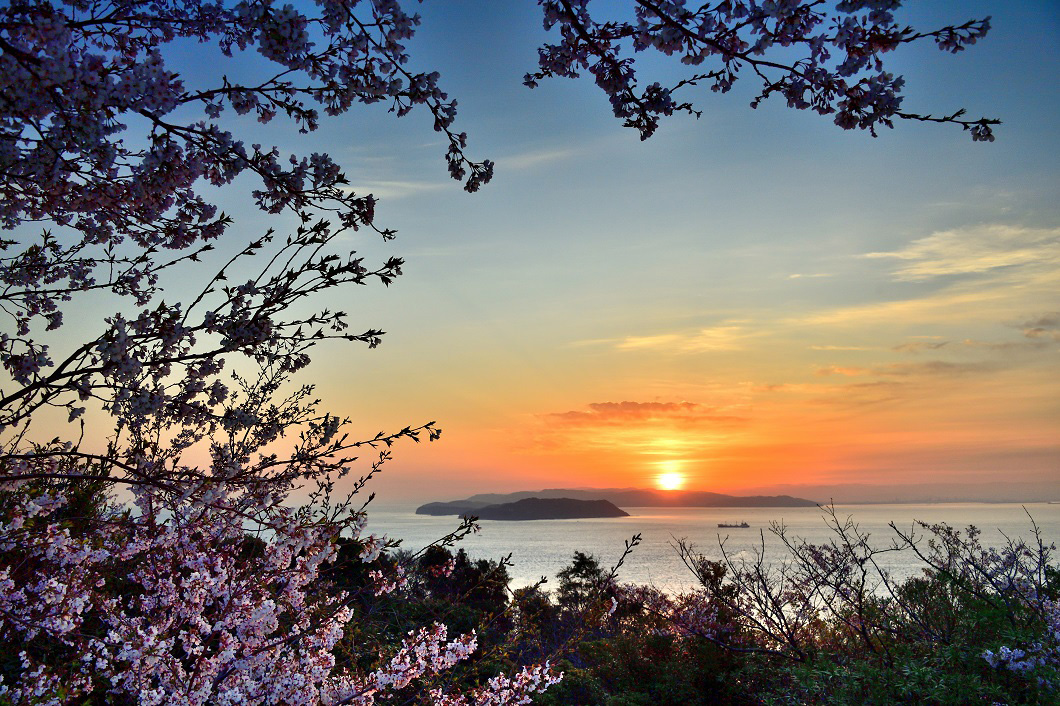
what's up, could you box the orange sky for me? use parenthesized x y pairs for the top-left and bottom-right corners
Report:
(321, 219), (1058, 500)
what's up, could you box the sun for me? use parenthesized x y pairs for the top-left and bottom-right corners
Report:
(656, 471), (686, 491)
(654, 458), (688, 490)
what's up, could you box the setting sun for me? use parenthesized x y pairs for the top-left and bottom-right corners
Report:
(656, 471), (685, 491)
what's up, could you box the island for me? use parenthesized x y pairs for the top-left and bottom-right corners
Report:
(418, 487), (817, 516)
(416, 497), (629, 521)
(415, 500), (492, 517)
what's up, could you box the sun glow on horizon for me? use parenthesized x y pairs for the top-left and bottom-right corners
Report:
(656, 459), (687, 491)
(656, 472), (685, 490)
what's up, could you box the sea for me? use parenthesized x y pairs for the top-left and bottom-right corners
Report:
(366, 503), (1060, 594)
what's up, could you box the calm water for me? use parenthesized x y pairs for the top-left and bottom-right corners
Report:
(366, 503), (1060, 593)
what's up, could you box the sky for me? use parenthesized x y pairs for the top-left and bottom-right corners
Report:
(283, 0), (1056, 503)
(42, 1), (1060, 503)
(282, 0), (1060, 503)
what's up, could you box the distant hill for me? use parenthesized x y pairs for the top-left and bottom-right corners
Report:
(416, 497), (629, 521)
(417, 488), (817, 515)
(465, 488), (818, 507)
(730, 482), (1060, 505)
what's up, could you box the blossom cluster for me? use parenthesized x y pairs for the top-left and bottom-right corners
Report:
(0, 463), (564, 704)
(981, 591), (1060, 686)
(0, 480), (355, 703)
(527, 0), (997, 141)
(0, 0), (488, 254)
(429, 662), (564, 706)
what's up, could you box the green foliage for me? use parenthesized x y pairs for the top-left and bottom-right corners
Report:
(557, 551), (608, 612)
(533, 662), (608, 706)
(573, 635), (742, 705)
(528, 521), (1059, 705)
(6, 487), (1053, 706)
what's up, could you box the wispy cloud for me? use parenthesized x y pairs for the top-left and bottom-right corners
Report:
(815, 365), (870, 377)
(960, 338), (1050, 352)
(502, 147), (577, 171)
(876, 360), (998, 376)
(795, 257), (1059, 327)
(893, 340), (950, 353)
(527, 400), (750, 457)
(1017, 312), (1060, 341)
(816, 360), (996, 377)
(614, 333), (684, 350)
(808, 345), (874, 351)
(788, 273), (833, 279)
(614, 323), (752, 352)
(343, 179), (447, 200)
(546, 401), (746, 426)
(863, 224), (1060, 281)
(571, 322), (754, 352)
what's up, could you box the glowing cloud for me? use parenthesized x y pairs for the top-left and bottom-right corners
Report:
(863, 224), (1060, 281)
